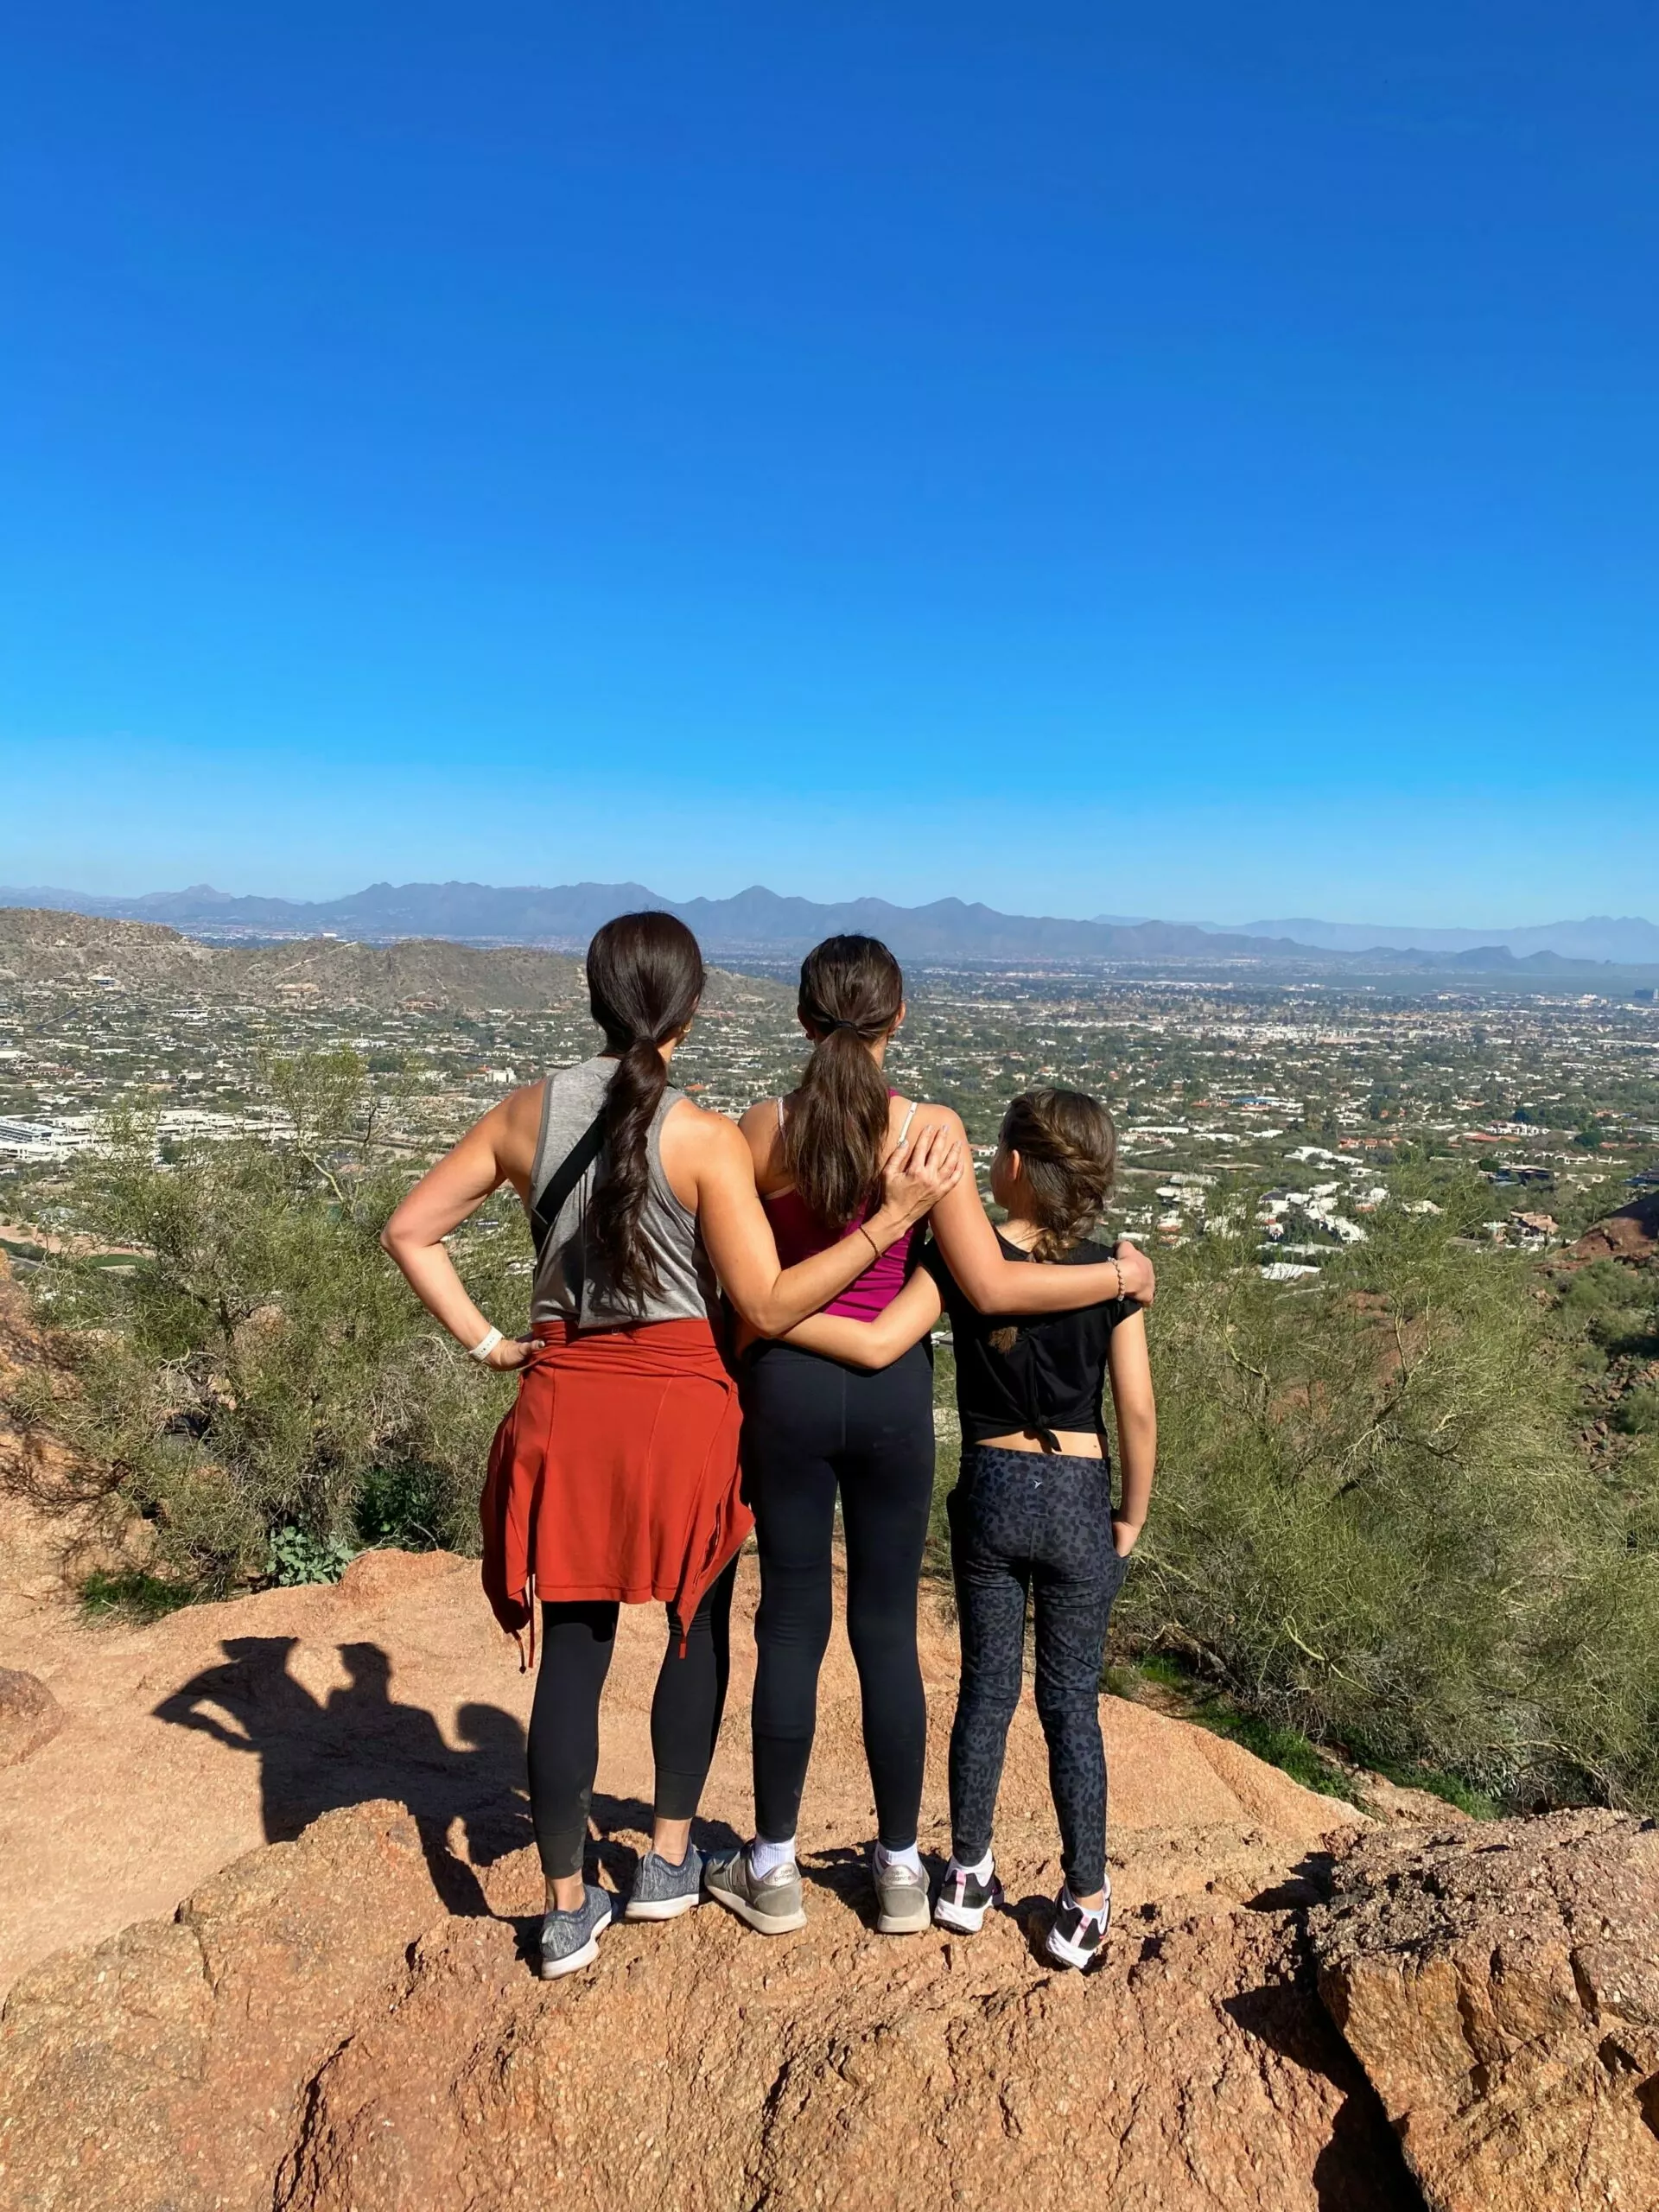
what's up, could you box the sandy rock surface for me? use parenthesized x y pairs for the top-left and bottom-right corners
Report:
(0, 1522), (1425, 2210)
(1310, 1808), (1659, 2212)
(0, 1535), (1362, 1993)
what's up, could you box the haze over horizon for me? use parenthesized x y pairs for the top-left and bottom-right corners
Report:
(3, 4), (1655, 918)
(6, 874), (1656, 969)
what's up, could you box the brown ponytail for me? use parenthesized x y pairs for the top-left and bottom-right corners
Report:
(585, 912), (705, 1306)
(998, 1089), (1117, 1259)
(783, 935), (906, 1230)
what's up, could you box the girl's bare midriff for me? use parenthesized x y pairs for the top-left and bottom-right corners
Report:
(977, 1427), (1106, 1458)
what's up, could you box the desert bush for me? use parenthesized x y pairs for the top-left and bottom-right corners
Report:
(1, 1052), (524, 1593)
(1116, 1209), (1659, 1815)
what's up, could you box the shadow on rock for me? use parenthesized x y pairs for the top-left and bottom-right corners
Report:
(155, 1636), (530, 1915)
(1223, 1980), (1419, 2210)
(1247, 1849), (1338, 1913)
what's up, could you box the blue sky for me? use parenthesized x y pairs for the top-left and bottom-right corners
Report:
(3, 3), (1655, 924)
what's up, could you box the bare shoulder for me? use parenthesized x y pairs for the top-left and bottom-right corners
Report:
(737, 1095), (785, 1150)
(659, 1096), (751, 1211)
(470, 1080), (544, 1174)
(737, 1092), (791, 1179)
(499, 1078), (547, 1128)
(900, 1099), (966, 1140)
(662, 1096), (748, 1163)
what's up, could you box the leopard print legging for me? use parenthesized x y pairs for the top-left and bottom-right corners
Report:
(945, 1444), (1128, 1895)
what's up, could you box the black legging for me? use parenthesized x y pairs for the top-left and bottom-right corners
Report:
(528, 1557), (738, 1880)
(741, 1341), (935, 1849)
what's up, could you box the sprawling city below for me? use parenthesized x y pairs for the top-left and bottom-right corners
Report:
(3, 911), (1656, 1271)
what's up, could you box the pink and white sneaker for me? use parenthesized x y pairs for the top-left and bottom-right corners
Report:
(933, 1857), (1003, 1935)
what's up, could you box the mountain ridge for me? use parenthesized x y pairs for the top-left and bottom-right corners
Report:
(0, 908), (785, 1013)
(3, 882), (1656, 977)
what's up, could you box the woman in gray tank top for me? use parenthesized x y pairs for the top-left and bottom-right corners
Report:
(382, 912), (963, 1980)
(525, 1052), (718, 1331)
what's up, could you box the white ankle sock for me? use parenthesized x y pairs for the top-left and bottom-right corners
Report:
(874, 1840), (923, 1878)
(750, 1834), (796, 1879)
(1063, 1881), (1109, 1923)
(949, 1847), (995, 1883)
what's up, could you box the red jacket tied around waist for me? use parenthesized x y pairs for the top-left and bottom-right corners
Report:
(480, 1317), (751, 1639)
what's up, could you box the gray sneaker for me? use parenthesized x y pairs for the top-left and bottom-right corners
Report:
(703, 1845), (808, 1935)
(625, 1844), (705, 1922)
(539, 1883), (613, 1980)
(871, 1849), (930, 1936)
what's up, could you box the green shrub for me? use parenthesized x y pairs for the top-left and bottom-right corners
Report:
(268, 1525), (356, 1586)
(1115, 1211), (1659, 1815)
(2, 1052), (523, 1596)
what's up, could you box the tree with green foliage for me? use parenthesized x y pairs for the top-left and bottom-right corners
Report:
(1115, 1204), (1659, 1815)
(1, 1052), (524, 1594)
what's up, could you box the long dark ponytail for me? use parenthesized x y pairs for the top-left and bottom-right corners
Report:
(585, 912), (705, 1306)
(783, 934), (905, 1230)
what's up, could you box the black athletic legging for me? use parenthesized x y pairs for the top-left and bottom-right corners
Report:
(528, 1557), (738, 1880)
(741, 1340), (935, 1849)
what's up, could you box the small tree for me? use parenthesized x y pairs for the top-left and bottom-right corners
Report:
(1118, 1208), (1659, 1814)
(2, 1053), (524, 1592)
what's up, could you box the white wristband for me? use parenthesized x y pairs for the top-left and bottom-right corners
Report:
(468, 1325), (503, 1363)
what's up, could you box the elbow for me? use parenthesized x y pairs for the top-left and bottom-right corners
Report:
(736, 1297), (790, 1339)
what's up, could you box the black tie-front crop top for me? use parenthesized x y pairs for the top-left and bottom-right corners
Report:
(922, 1230), (1133, 1453)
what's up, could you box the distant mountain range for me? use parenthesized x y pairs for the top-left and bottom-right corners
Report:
(3, 880), (1656, 977)
(1203, 915), (1659, 964)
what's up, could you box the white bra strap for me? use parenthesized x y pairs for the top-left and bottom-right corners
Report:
(895, 1098), (919, 1144)
(775, 1096), (786, 1135)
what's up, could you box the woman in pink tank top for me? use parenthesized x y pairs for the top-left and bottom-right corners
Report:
(760, 1090), (920, 1319)
(702, 936), (1156, 1942)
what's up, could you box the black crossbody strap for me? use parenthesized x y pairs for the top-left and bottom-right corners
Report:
(529, 1109), (607, 1262)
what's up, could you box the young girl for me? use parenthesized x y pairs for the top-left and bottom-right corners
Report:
(783, 1086), (1155, 1969)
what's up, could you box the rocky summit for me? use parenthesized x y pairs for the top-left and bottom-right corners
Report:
(0, 1531), (1654, 2206)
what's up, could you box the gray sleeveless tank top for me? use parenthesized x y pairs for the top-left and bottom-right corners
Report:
(527, 1056), (719, 1330)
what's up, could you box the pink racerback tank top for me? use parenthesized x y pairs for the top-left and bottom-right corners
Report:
(761, 1095), (921, 1319)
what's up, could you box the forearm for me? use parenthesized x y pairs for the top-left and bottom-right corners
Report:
(958, 1253), (1128, 1316)
(383, 1234), (495, 1352)
(736, 1205), (911, 1337)
(1115, 1404), (1156, 1529)
(783, 1313), (889, 1368)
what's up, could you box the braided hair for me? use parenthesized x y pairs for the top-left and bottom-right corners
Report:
(997, 1088), (1117, 1260)
(585, 912), (705, 1306)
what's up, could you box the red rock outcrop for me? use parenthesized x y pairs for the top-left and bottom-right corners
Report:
(1571, 1192), (1659, 1264)
(0, 1523), (1424, 2210)
(2, 1791), (1413, 2212)
(1310, 1809), (1659, 2211)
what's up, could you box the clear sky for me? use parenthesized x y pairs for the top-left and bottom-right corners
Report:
(3, 3), (1655, 925)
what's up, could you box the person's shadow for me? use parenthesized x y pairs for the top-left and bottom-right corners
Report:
(155, 1636), (531, 1916)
